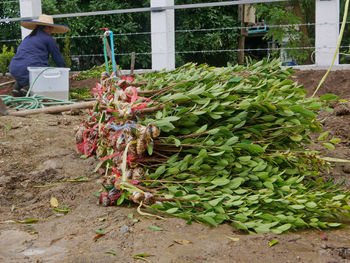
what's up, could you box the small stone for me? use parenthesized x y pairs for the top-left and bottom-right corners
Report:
(120, 225), (130, 233)
(343, 164), (350, 174)
(39, 160), (63, 170)
(48, 121), (59, 126)
(320, 244), (328, 249)
(334, 103), (350, 116)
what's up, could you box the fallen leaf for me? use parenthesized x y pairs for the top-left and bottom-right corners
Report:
(105, 249), (117, 255)
(50, 197), (59, 208)
(67, 176), (89, 182)
(226, 236), (240, 242)
(95, 228), (105, 234)
(53, 208), (70, 213)
(12, 218), (39, 224)
(134, 254), (152, 263)
(93, 233), (105, 241)
(174, 239), (192, 245)
(148, 225), (163, 231)
(269, 239), (279, 247)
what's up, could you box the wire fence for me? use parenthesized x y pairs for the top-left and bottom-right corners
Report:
(0, 1), (347, 70)
(0, 21), (345, 43)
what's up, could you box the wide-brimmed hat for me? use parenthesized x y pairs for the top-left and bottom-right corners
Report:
(21, 14), (70, 34)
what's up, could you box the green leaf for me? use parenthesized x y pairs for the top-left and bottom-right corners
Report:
(277, 223), (291, 232)
(238, 100), (251, 110)
(209, 151), (225, 156)
(332, 194), (346, 201)
(327, 223), (342, 227)
(11, 218), (39, 224)
(154, 165), (166, 176)
(155, 111), (162, 119)
(95, 228), (105, 234)
(147, 143), (153, 155)
(212, 178), (230, 186)
(290, 205), (304, 210)
(269, 239), (279, 247)
(229, 177), (245, 189)
(319, 94), (339, 101)
(117, 193), (125, 205)
(148, 225), (163, 231)
(199, 215), (217, 227)
(322, 142), (335, 150)
(208, 197), (223, 207)
(318, 131), (329, 141)
(53, 208), (70, 213)
(105, 250), (117, 255)
(166, 208), (179, 214)
(174, 138), (181, 147)
(195, 124), (208, 134)
(228, 76), (243, 83)
(134, 254), (152, 259)
(329, 137), (341, 144)
(305, 202), (317, 208)
(263, 181), (274, 190)
(206, 128), (219, 135)
(289, 134), (303, 142)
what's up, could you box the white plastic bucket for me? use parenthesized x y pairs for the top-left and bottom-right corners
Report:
(28, 67), (70, 100)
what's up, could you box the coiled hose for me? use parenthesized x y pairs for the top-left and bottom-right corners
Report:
(1, 67), (74, 110)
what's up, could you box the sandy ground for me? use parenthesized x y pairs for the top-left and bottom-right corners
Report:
(1, 69), (350, 263)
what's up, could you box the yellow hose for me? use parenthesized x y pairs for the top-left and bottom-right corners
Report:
(312, 0), (350, 98)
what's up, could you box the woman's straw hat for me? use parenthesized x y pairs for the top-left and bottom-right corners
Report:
(21, 14), (70, 34)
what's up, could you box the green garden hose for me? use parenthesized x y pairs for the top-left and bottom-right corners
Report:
(2, 67), (74, 110)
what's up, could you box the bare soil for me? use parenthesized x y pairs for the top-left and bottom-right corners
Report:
(1, 70), (350, 263)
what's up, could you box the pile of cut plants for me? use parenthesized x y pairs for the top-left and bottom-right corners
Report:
(75, 59), (350, 234)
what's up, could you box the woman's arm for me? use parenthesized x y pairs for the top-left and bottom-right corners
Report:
(47, 37), (66, 67)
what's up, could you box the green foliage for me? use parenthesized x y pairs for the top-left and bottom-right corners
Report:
(69, 87), (93, 100)
(63, 35), (72, 68)
(254, 1), (314, 64)
(175, 0), (240, 67)
(2, 1), (240, 70)
(87, 59), (350, 234)
(0, 45), (15, 76)
(132, 60), (349, 233)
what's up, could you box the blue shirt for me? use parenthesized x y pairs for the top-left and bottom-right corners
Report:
(10, 29), (66, 86)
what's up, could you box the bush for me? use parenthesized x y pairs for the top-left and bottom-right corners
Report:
(0, 45), (15, 76)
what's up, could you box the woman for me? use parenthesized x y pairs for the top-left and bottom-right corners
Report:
(10, 14), (70, 96)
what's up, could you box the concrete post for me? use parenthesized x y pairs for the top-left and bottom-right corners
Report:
(19, 0), (42, 39)
(315, 0), (339, 66)
(151, 0), (175, 71)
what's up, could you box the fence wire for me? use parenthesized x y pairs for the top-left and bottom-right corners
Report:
(69, 45), (350, 59)
(0, 21), (344, 43)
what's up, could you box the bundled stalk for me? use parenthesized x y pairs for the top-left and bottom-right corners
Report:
(75, 59), (350, 234)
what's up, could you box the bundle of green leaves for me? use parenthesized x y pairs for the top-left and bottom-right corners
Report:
(85, 59), (350, 234)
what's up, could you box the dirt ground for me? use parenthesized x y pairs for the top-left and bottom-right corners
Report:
(1, 69), (350, 263)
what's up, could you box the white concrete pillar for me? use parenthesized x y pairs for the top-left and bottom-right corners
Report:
(19, 0), (42, 39)
(151, 0), (175, 71)
(315, 0), (339, 66)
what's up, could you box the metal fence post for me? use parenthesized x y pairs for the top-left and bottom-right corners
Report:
(151, 0), (175, 71)
(19, 0), (42, 39)
(315, 0), (339, 67)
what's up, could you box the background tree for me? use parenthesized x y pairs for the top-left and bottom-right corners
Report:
(254, 0), (315, 65)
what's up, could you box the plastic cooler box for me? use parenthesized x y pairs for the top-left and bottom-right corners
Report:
(28, 67), (70, 100)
